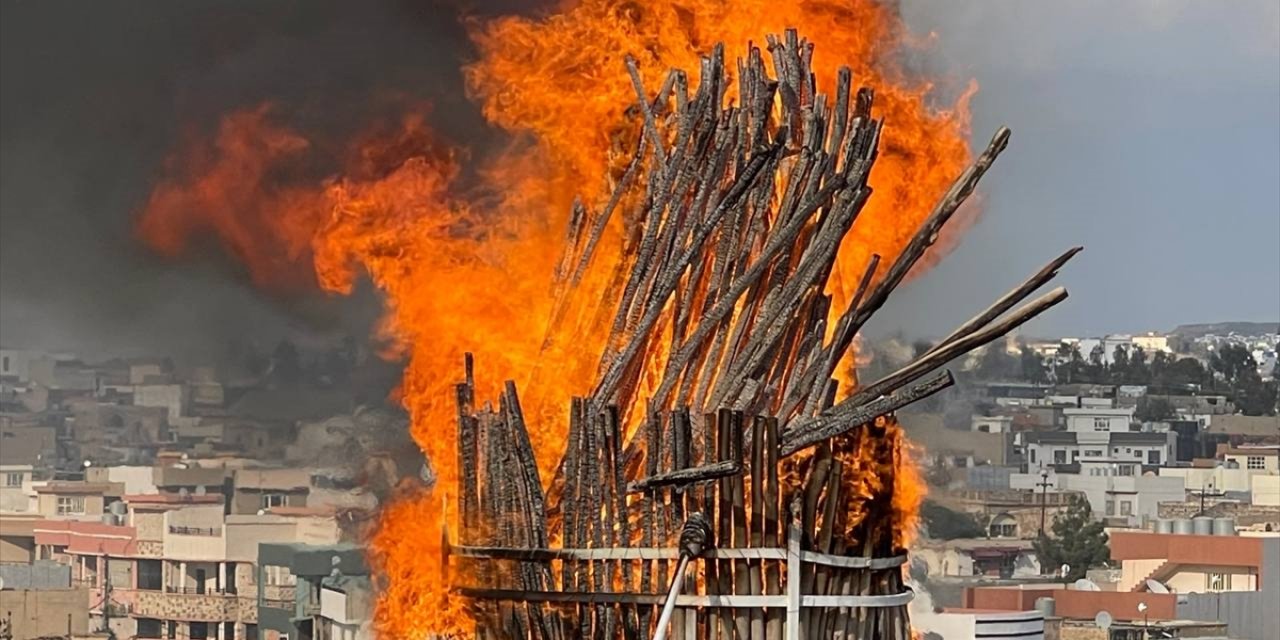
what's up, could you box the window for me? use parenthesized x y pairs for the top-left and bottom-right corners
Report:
(137, 619), (162, 637)
(244, 625), (259, 640)
(1106, 499), (1116, 515)
(1029, 449), (1037, 464)
(2, 356), (8, 371)
(56, 496), (85, 515)
(1148, 450), (1161, 465)
(1118, 465), (1134, 476)
(1054, 450), (1067, 464)
(1085, 450), (1103, 458)
(4, 472), (22, 487)
(1094, 417), (1110, 432)
(1247, 456), (1266, 470)
(137, 559), (162, 590)
(1207, 572), (1231, 591)
(1120, 500), (1133, 516)
(261, 493), (287, 509)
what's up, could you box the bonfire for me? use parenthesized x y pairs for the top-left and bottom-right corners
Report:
(136, 4), (1080, 638)
(431, 30), (1077, 640)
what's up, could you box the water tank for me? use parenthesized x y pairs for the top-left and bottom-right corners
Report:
(1154, 519), (1173, 534)
(1212, 517), (1237, 536)
(1172, 518), (1194, 535)
(1035, 597), (1056, 618)
(109, 501), (127, 516)
(1192, 516), (1213, 536)
(99, 513), (119, 526)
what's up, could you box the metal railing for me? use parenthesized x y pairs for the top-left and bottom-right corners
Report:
(167, 525), (222, 536)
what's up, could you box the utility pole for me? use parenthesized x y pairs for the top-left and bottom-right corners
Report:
(1036, 468), (1052, 537)
(1190, 480), (1222, 517)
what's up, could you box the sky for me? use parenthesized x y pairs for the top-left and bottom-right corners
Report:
(0, 0), (1277, 357)
(874, 0), (1280, 339)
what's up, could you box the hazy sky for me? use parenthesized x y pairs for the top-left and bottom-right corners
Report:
(873, 0), (1280, 339)
(1, 1), (1277, 355)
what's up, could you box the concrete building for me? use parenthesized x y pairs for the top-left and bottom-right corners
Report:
(27, 492), (351, 640)
(0, 463), (35, 513)
(1023, 430), (1174, 471)
(232, 468), (313, 515)
(257, 543), (369, 640)
(1063, 407), (1135, 434)
(1115, 530), (1265, 594)
(33, 481), (123, 520)
(1011, 469), (1184, 527)
(914, 538), (1040, 579)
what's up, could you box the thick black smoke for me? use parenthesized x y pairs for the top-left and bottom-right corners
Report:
(0, 0), (520, 361)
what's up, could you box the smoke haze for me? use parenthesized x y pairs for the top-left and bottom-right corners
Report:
(2, 0), (1277, 357)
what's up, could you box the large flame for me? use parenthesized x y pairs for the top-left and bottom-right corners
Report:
(137, 1), (971, 636)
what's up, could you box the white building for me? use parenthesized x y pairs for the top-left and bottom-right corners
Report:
(972, 415), (1014, 433)
(1064, 406), (1135, 433)
(1011, 467), (1185, 527)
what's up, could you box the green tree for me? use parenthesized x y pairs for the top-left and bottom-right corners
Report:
(1128, 346), (1150, 384)
(1020, 347), (1049, 384)
(920, 501), (986, 540)
(1111, 345), (1130, 384)
(1032, 495), (1110, 580)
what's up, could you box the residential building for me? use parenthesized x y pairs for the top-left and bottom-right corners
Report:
(0, 586), (91, 639)
(1010, 468), (1184, 527)
(1063, 406), (1134, 433)
(1022, 430), (1174, 471)
(257, 543), (369, 639)
(232, 468), (312, 514)
(33, 481), (123, 520)
(0, 462), (35, 512)
(914, 538), (1040, 579)
(1115, 529), (1265, 593)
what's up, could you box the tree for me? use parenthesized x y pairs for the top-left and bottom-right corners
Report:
(920, 501), (986, 540)
(1110, 345), (1130, 384)
(1128, 346), (1150, 385)
(1020, 347), (1049, 384)
(1057, 342), (1083, 384)
(1032, 495), (1110, 580)
(1211, 344), (1256, 384)
(977, 344), (1018, 380)
(1167, 357), (1207, 388)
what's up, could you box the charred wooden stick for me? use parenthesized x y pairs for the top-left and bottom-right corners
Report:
(780, 369), (955, 457)
(846, 286), (1068, 408)
(923, 246), (1082, 357)
(841, 127), (1012, 339)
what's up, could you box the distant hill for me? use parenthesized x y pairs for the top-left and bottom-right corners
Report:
(1170, 322), (1279, 338)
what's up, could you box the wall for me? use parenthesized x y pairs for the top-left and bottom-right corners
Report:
(0, 588), (90, 638)
(1225, 453), (1279, 473)
(1159, 466), (1262, 494)
(133, 383), (185, 422)
(0, 533), (34, 562)
(1253, 474), (1280, 506)
(163, 504), (227, 560)
(1176, 537), (1280, 640)
(1164, 564), (1258, 593)
(37, 492), (106, 518)
(1064, 408), (1133, 433)
(0, 560), (70, 589)
(87, 465), (159, 495)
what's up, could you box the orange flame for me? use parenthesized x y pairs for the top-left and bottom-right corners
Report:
(137, 1), (971, 636)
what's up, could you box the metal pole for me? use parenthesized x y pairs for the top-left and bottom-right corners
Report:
(652, 556), (692, 640)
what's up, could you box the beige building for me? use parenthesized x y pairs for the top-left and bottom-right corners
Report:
(0, 462), (35, 512)
(33, 481), (122, 520)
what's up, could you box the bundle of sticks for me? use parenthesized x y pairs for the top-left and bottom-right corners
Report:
(447, 29), (1079, 640)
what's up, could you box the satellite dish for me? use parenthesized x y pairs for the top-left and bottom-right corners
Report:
(1074, 579), (1101, 591)
(1095, 611), (1113, 630)
(178, 488), (190, 498)
(1146, 579), (1170, 594)
(194, 486), (207, 496)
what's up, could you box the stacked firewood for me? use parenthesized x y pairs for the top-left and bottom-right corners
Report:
(446, 29), (1079, 639)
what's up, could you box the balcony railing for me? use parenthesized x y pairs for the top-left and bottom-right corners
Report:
(167, 525), (222, 536)
(166, 586), (235, 595)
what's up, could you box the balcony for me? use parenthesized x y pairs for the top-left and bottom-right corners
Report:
(129, 588), (253, 622)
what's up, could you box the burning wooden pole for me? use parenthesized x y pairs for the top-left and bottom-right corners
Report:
(445, 28), (1079, 640)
